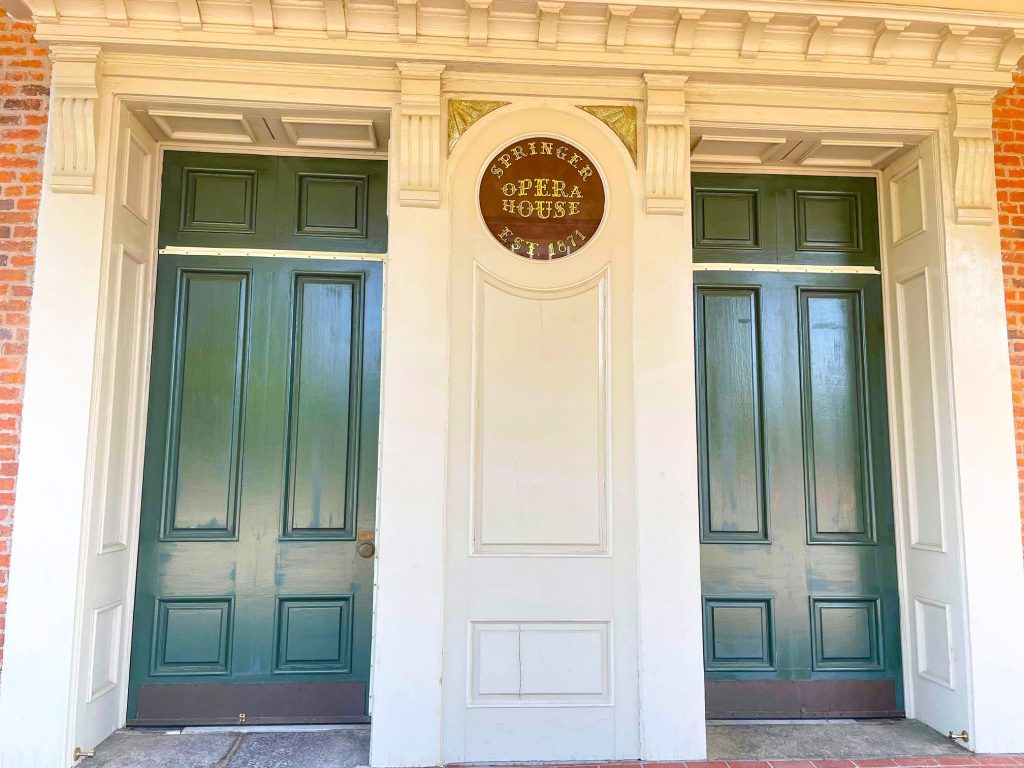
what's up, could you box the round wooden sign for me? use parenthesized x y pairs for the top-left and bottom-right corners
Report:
(479, 136), (606, 261)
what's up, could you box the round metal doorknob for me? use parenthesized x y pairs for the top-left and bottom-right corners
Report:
(357, 541), (376, 559)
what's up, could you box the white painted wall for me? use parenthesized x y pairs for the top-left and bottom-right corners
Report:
(368, 105), (449, 768)
(633, 199), (707, 759)
(936, 126), (1024, 753)
(0, 96), (114, 768)
(441, 105), (641, 763)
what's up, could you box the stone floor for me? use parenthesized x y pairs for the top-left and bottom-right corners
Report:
(83, 721), (1022, 768)
(86, 725), (370, 768)
(707, 719), (969, 760)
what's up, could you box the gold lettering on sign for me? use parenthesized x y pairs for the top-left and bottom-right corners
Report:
(479, 136), (606, 260)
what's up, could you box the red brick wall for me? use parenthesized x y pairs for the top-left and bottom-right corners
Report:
(0, 11), (47, 673)
(996, 69), (1024, 549)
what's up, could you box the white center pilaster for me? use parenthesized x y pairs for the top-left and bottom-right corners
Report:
(369, 61), (448, 768)
(634, 73), (706, 760)
(940, 89), (1024, 753)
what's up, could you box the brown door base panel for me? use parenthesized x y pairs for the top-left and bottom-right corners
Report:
(129, 681), (369, 726)
(706, 680), (903, 719)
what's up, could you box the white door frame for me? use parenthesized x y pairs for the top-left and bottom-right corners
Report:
(1, 59), (1023, 768)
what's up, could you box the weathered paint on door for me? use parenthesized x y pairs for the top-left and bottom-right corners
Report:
(693, 173), (902, 718)
(127, 255), (382, 725)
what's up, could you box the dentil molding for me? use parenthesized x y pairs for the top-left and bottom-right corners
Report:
(397, 62), (444, 208)
(49, 45), (102, 194)
(643, 73), (688, 215)
(949, 88), (998, 226)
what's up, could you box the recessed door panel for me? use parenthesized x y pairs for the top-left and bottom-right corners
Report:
(696, 288), (768, 542)
(799, 290), (875, 544)
(163, 271), (248, 540)
(285, 276), (360, 539)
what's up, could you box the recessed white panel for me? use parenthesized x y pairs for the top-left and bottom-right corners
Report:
(474, 626), (521, 696)
(473, 271), (608, 554)
(520, 624), (608, 696)
(99, 250), (146, 552)
(148, 110), (256, 144)
(281, 116), (378, 150)
(690, 134), (788, 165)
(891, 161), (926, 244)
(469, 621), (610, 705)
(798, 139), (904, 168)
(122, 132), (152, 224)
(915, 597), (954, 689)
(897, 271), (946, 552)
(88, 602), (122, 701)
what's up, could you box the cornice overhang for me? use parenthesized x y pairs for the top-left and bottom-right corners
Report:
(24, 0), (1024, 93)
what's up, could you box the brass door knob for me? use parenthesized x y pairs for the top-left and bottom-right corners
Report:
(357, 541), (376, 559)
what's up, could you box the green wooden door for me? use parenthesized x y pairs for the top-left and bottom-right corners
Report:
(127, 255), (382, 725)
(694, 173), (902, 718)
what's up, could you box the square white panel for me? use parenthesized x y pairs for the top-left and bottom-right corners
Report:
(469, 621), (611, 705)
(915, 597), (954, 689)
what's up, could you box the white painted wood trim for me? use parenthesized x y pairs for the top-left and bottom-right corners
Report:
(158, 246), (388, 261)
(691, 263), (881, 274)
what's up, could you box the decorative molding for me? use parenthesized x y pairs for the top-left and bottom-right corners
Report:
(871, 20), (910, 63)
(175, 0), (202, 30)
(998, 29), (1024, 72)
(949, 88), (998, 226)
(934, 24), (973, 67)
(324, 0), (347, 38)
(465, 0), (491, 47)
(396, 0), (418, 42)
(673, 9), (704, 55)
(578, 104), (636, 163)
(642, 73), (687, 215)
(536, 1), (564, 50)
(397, 62), (444, 207)
(605, 5), (635, 53)
(806, 16), (842, 61)
(49, 45), (103, 194)
(251, 0), (273, 33)
(448, 99), (506, 153)
(23, 2), (1024, 86)
(740, 12), (773, 59)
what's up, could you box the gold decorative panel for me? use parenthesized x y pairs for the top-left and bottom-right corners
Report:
(448, 99), (508, 153)
(577, 105), (637, 163)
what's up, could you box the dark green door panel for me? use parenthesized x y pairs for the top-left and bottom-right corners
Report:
(162, 270), (249, 540)
(692, 175), (778, 264)
(697, 270), (901, 717)
(275, 156), (388, 253)
(160, 152), (388, 253)
(695, 287), (768, 543)
(159, 153), (278, 250)
(128, 255), (382, 725)
(692, 173), (880, 268)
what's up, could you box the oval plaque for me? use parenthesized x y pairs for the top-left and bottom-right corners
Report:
(479, 136), (606, 261)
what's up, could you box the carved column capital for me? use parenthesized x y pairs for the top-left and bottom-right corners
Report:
(397, 62), (445, 208)
(949, 88), (999, 226)
(49, 45), (103, 194)
(642, 73), (688, 215)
